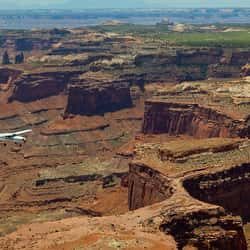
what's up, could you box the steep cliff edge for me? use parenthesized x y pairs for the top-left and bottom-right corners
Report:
(142, 101), (249, 138)
(128, 162), (173, 210)
(65, 79), (133, 116)
(0, 68), (22, 92)
(1, 138), (249, 250)
(14, 37), (57, 51)
(184, 163), (250, 222)
(9, 70), (83, 102)
(127, 139), (250, 249)
(134, 48), (250, 83)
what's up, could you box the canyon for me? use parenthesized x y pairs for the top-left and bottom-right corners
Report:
(0, 25), (249, 250)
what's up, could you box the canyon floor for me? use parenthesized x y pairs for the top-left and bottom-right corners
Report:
(0, 24), (249, 249)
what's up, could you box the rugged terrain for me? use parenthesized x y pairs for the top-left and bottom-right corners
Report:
(0, 24), (249, 249)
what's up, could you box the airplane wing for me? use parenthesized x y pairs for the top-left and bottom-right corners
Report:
(0, 129), (32, 137)
(11, 129), (32, 136)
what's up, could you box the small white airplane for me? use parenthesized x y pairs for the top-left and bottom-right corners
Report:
(0, 129), (32, 145)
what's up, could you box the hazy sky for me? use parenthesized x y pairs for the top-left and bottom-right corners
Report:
(0, 0), (249, 9)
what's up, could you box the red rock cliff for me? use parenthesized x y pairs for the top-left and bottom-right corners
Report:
(142, 101), (249, 138)
(64, 81), (133, 116)
(184, 163), (250, 221)
(9, 70), (83, 102)
(128, 162), (173, 210)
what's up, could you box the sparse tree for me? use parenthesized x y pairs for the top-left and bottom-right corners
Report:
(2, 51), (10, 65)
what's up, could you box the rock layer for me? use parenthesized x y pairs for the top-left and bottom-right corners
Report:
(128, 162), (173, 210)
(127, 139), (250, 249)
(9, 70), (83, 102)
(142, 100), (249, 138)
(65, 81), (133, 116)
(134, 48), (250, 82)
(184, 163), (250, 222)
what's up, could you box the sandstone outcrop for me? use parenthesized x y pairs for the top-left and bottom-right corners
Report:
(142, 100), (249, 138)
(184, 163), (250, 222)
(68, 54), (113, 67)
(1, 26), (250, 250)
(9, 70), (83, 102)
(134, 48), (250, 83)
(230, 51), (250, 65)
(128, 162), (173, 210)
(49, 40), (108, 55)
(2, 37), (58, 52)
(134, 52), (208, 83)
(176, 48), (223, 65)
(160, 207), (246, 250)
(208, 64), (242, 78)
(14, 37), (59, 51)
(1, 138), (250, 250)
(65, 77), (133, 116)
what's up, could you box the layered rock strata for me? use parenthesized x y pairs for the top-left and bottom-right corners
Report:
(9, 70), (83, 102)
(127, 139), (250, 249)
(241, 64), (250, 77)
(134, 48), (250, 82)
(142, 100), (249, 138)
(128, 162), (173, 210)
(65, 81), (133, 116)
(184, 163), (250, 222)
(1, 139), (250, 250)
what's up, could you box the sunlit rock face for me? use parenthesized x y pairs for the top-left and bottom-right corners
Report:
(9, 70), (83, 102)
(142, 101), (249, 138)
(65, 81), (133, 116)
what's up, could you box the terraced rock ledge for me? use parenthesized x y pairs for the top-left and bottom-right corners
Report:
(128, 138), (250, 249)
(1, 138), (250, 250)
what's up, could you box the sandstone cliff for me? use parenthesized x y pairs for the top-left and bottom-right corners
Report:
(15, 37), (57, 51)
(128, 162), (173, 210)
(65, 80), (133, 116)
(127, 139), (250, 249)
(142, 100), (249, 138)
(134, 48), (250, 83)
(184, 163), (250, 222)
(9, 70), (83, 102)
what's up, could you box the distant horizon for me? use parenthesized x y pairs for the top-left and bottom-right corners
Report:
(0, 7), (249, 29)
(0, 0), (249, 10)
(0, 7), (249, 12)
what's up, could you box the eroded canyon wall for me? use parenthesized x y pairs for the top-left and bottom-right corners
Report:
(134, 48), (250, 82)
(9, 70), (83, 102)
(128, 162), (173, 210)
(65, 81), (133, 116)
(142, 101), (249, 138)
(184, 163), (250, 222)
